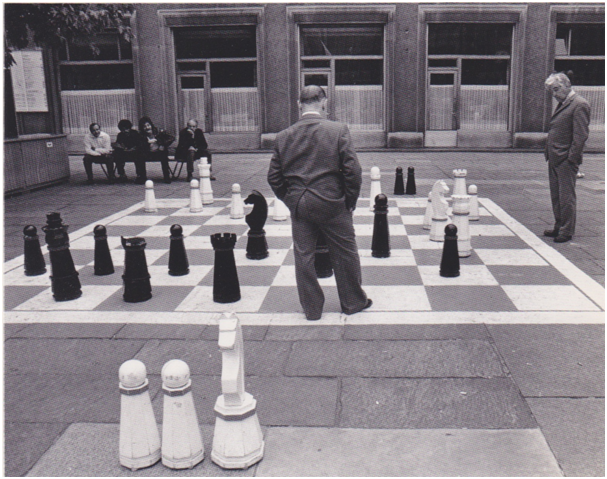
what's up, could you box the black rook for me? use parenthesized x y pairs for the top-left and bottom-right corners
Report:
(23, 225), (46, 276)
(168, 224), (190, 276)
(122, 236), (152, 302)
(371, 194), (390, 258)
(211, 233), (241, 303)
(440, 224), (460, 278)
(94, 225), (115, 276)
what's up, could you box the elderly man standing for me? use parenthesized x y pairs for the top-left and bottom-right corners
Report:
(544, 72), (591, 243)
(268, 85), (371, 320)
(83, 122), (114, 185)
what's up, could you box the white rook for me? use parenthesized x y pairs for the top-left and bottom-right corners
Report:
(161, 359), (204, 469)
(119, 359), (161, 471)
(199, 163), (214, 205)
(212, 312), (264, 469)
(144, 180), (157, 213)
(451, 195), (472, 257)
(189, 179), (203, 213)
(369, 166), (382, 211)
(272, 198), (289, 221)
(430, 180), (450, 242)
(452, 169), (467, 197)
(230, 183), (245, 219)
(468, 184), (480, 221)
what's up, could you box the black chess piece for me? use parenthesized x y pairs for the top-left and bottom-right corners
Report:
(168, 224), (189, 276)
(440, 224), (460, 278)
(371, 194), (390, 258)
(23, 225), (46, 276)
(244, 190), (269, 260)
(394, 167), (405, 195)
(93, 225), (114, 276)
(42, 212), (82, 301)
(405, 167), (416, 195)
(315, 230), (333, 278)
(121, 236), (152, 302)
(210, 233), (241, 303)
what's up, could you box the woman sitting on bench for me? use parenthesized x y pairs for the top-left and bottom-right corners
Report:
(136, 116), (175, 185)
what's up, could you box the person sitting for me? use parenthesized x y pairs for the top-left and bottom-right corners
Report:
(175, 119), (213, 181)
(136, 116), (175, 184)
(111, 119), (139, 183)
(83, 122), (114, 185)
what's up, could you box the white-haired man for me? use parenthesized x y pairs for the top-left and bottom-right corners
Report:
(543, 72), (590, 243)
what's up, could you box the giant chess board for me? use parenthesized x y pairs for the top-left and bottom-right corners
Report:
(4, 197), (604, 325)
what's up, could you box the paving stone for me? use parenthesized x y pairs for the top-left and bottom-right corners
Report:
(286, 340), (505, 378)
(265, 325), (343, 341)
(200, 325), (268, 341)
(13, 323), (124, 339)
(114, 324), (206, 339)
(527, 397), (604, 477)
(4, 323), (27, 340)
(344, 323), (489, 341)
(339, 377), (537, 429)
(488, 324), (605, 397)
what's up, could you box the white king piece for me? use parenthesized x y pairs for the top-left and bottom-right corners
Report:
(211, 312), (264, 469)
(118, 359), (161, 471)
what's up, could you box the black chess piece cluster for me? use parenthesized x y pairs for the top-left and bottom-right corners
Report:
(393, 167), (417, 196)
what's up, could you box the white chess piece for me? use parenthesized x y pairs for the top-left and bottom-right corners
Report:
(230, 183), (245, 219)
(144, 180), (157, 213)
(468, 184), (480, 221)
(369, 166), (382, 211)
(452, 169), (467, 197)
(422, 192), (432, 230)
(451, 195), (471, 257)
(272, 198), (289, 221)
(189, 179), (203, 213)
(211, 312), (264, 469)
(199, 163), (214, 205)
(429, 180), (450, 242)
(161, 359), (205, 469)
(119, 360), (161, 471)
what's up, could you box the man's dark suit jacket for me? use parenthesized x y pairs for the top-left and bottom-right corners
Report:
(545, 92), (591, 167)
(176, 128), (208, 160)
(267, 113), (362, 219)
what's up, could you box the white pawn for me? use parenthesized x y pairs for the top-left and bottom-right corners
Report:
(422, 191), (432, 230)
(451, 195), (472, 257)
(369, 166), (382, 211)
(144, 180), (157, 213)
(161, 359), (204, 469)
(199, 163), (214, 205)
(212, 312), (264, 469)
(230, 184), (245, 219)
(272, 198), (289, 221)
(189, 179), (203, 213)
(453, 169), (467, 197)
(119, 359), (161, 471)
(468, 184), (480, 221)
(429, 180), (450, 242)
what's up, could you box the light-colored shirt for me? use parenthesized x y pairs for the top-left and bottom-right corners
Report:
(84, 131), (112, 156)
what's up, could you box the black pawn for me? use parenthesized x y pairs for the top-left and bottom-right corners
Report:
(23, 225), (46, 276)
(121, 236), (152, 303)
(440, 224), (460, 278)
(371, 194), (390, 258)
(94, 225), (114, 276)
(405, 167), (416, 195)
(168, 224), (189, 276)
(211, 233), (241, 303)
(315, 230), (333, 278)
(394, 167), (405, 195)
(42, 212), (82, 301)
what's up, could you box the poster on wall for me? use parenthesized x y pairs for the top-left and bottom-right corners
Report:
(10, 50), (49, 112)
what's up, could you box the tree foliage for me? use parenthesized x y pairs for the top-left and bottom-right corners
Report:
(5, 3), (134, 68)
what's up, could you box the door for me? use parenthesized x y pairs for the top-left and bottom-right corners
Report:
(426, 69), (459, 147)
(178, 74), (208, 131)
(301, 69), (333, 120)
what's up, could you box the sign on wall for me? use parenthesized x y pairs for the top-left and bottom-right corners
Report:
(10, 50), (49, 112)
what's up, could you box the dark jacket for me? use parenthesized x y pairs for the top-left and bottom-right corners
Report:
(176, 127), (208, 160)
(138, 128), (175, 157)
(112, 129), (140, 152)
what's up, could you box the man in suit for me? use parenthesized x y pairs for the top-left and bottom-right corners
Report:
(544, 72), (591, 243)
(267, 85), (372, 320)
(175, 119), (213, 182)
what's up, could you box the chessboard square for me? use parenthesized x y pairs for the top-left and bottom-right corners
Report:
(401, 215), (425, 225)
(395, 198), (427, 208)
(163, 249), (214, 266)
(4, 286), (49, 310)
(77, 265), (124, 285)
(475, 249), (548, 266)
(478, 206), (492, 216)
(128, 236), (169, 250)
(147, 265), (212, 286)
(363, 266), (422, 285)
(176, 286), (269, 312)
(101, 225), (149, 239)
(154, 198), (189, 208)
(469, 224), (514, 236)
(356, 233), (410, 250)
(203, 214), (248, 225)
(191, 225), (249, 237)
(237, 266), (282, 286)
(267, 237), (294, 250)
(272, 265), (297, 286)
(359, 249), (416, 266)
(404, 224), (429, 236)
(171, 206), (227, 217)
(259, 286), (342, 314)
(261, 225), (294, 237)
(418, 265), (499, 286)
(354, 224), (407, 237)
(3, 266), (54, 286)
(234, 249), (289, 266)
(363, 285), (432, 311)
(283, 250), (295, 265)
(156, 216), (210, 226)
(501, 285), (600, 311)
(471, 235), (529, 249)
(15, 285), (121, 311)
(412, 249), (443, 266)
(109, 215), (164, 226)
(137, 207), (179, 216)
(51, 249), (92, 267)
(487, 265), (572, 285)
(475, 214), (502, 225)
(181, 236), (213, 249)
(95, 285), (193, 312)
(408, 235), (443, 250)
(354, 207), (401, 217)
(137, 224), (200, 237)
(426, 286), (517, 312)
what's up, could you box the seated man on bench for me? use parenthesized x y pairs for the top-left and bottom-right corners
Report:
(136, 116), (175, 184)
(111, 119), (139, 183)
(83, 122), (114, 185)
(175, 119), (214, 181)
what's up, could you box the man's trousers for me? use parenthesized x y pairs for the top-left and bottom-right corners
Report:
(549, 160), (578, 237)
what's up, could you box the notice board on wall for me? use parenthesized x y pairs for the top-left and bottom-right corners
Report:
(10, 50), (49, 112)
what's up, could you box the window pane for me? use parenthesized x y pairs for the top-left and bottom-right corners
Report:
(335, 59), (382, 85)
(429, 23), (513, 55)
(301, 25), (383, 56)
(555, 60), (605, 86)
(177, 62), (206, 72)
(430, 73), (454, 85)
(67, 34), (120, 61)
(570, 24), (605, 56)
(304, 74), (328, 87)
(119, 38), (133, 60)
(181, 76), (205, 89)
(429, 59), (457, 67)
(461, 59), (509, 85)
(60, 64), (134, 90)
(175, 26), (257, 59)
(211, 62), (256, 88)
(303, 60), (330, 68)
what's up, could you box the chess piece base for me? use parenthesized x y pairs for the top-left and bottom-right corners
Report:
(120, 451), (161, 471)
